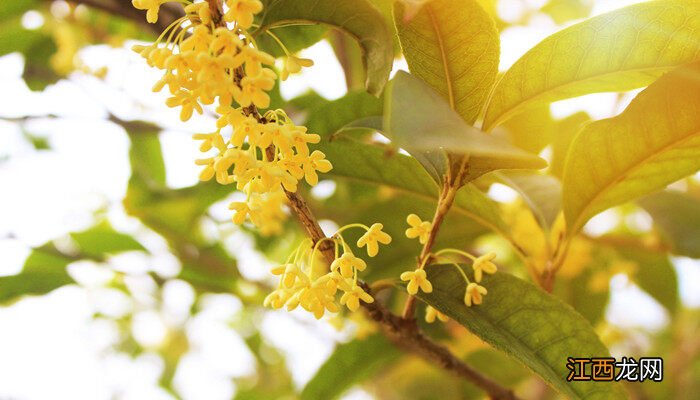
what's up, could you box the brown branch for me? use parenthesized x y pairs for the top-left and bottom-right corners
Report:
(284, 185), (520, 400)
(77, 1), (522, 398)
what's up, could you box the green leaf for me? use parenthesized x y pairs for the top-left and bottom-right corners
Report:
(626, 250), (679, 315)
(562, 62), (700, 234)
(301, 335), (401, 400)
(465, 348), (529, 387)
(553, 252), (610, 324)
(638, 191), (700, 259)
(394, 0), (499, 124)
(122, 124), (243, 295)
(383, 72), (547, 182)
(70, 220), (145, 258)
(123, 125), (231, 237)
(0, 0), (38, 21)
(256, 0), (393, 95)
(124, 122), (167, 186)
(316, 136), (513, 242)
(0, 19), (45, 55)
(22, 34), (59, 91)
(415, 265), (625, 399)
(0, 17), (60, 91)
(496, 172), (562, 231)
(303, 90), (383, 136)
(484, 1), (700, 129)
(0, 244), (75, 304)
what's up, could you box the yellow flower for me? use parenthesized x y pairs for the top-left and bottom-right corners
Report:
(281, 55), (314, 80)
(184, 2), (213, 25)
(330, 252), (367, 278)
(472, 252), (497, 282)
(180, 25), (212, 54)
(299, 284), (339, 319)
(405, 214), (432, 244)
(232, 46), (275, 77)
(290, 125), (320, 156)
(132, 0), (162, 23)
(249, 189), (287, 236)
(211, 28), (243, 56)
(357, 223), (392, 257)
(235, 69), (276, 108)
(464, 282), (487, 307)
(425, 305), (449, 323)
(400, 268), (432, 295)
(340, 285), (374, 312)
(263, 288), (290, 309)
(228, 201), (251, 225)
(195, 158), (216, 181)
(224, 0), (264, 28)
(274, 263), (304, 288)
(192, 131), (226, 152)
(165, 90), (203, 121)
(301, 151), (333, 186)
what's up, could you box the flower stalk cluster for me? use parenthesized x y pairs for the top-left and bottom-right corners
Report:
(265, 224), (391, 319)
(401, 214), (499, 323)
(131, 0), (325, 236)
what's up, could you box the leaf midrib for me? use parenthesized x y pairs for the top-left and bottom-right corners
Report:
(426, 5), (455, 109)
(569, 127), (700, 233)
(485, 65), (677, 130)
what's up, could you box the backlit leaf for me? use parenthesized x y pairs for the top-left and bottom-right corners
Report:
(484, 1), (700, 129)
(394, 0), (499, 124)
(563, 63), (700, 234)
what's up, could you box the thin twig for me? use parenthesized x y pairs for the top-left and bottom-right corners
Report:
(402, 155), (468, 319)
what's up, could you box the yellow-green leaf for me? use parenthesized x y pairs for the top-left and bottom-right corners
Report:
(484, 1), (700, 130)
(563, 63), (700, 234)
(394, 0), (499, 124)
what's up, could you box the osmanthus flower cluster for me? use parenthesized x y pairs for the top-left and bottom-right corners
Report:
(265, 224), (392, 319)
(400, 214), (499, 323)
(130, 0), (499, 323)
(130, 0), (326, 236)
(130, 0), (398, 320)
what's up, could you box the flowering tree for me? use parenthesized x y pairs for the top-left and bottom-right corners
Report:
(2, 0), (700, 399)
